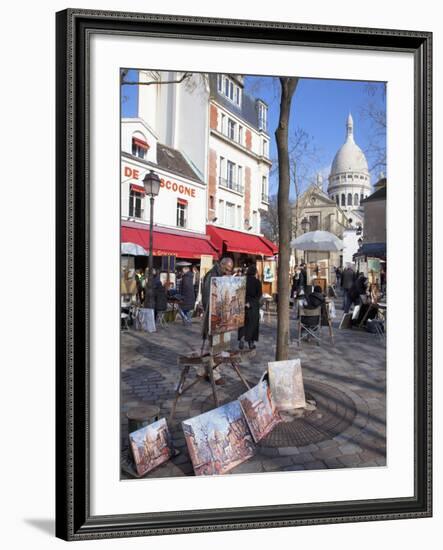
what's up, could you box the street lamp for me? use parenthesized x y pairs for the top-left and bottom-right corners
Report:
(301, 217), (310, 234)
(143, 170), (161, 308)
(300, 217), (310, 264)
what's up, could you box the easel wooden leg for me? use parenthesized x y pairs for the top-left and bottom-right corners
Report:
(170, 364), (190, 421)
(206, 356), (219, 408)
(328, 319), (334, 345)
(231, 361), (251, 390)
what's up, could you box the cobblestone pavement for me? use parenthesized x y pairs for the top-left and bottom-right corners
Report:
(120, 302), (386, 478)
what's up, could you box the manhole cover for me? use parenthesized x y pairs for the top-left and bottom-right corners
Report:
(260, 380), (357, 448)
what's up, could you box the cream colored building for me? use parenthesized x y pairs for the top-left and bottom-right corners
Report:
(292, 176), (349, 285)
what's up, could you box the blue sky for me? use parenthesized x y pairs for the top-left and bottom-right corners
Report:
(122, 71), (386, 198)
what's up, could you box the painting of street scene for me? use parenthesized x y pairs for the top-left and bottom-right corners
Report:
(268, 359), (307, 410)
(239, 380), (282, 443)
(129, 418), (174, 476)
(182, 400), (255, 475)
(209, 276), (246, 335)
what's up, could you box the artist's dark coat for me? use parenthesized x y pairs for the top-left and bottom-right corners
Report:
(238, 275), (263, 342)
(153, 276), (167, 312)
(180, 271), (196, 310)
(201, 263), (223, 339)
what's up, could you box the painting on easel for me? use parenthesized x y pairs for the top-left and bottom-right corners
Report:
(209, 276), (246, 335)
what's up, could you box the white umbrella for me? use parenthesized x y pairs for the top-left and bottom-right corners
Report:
(290, 230), (344, 251)
(121, 242), (148, 256)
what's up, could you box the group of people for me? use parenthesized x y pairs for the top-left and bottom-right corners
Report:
(340, 264), (369, 313)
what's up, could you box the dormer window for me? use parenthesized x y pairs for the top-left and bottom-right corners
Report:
(257, 101), (268, 132)
(218, 75), (242, 107)
(131, 133), (149, 159)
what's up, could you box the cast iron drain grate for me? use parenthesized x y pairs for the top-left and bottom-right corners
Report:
(259, 379), (357, 448)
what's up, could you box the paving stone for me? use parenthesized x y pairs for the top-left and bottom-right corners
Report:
(290, 452), (315, 465)
(337, 454), (363, 467)
(283, 464), (306, 471)
(304, 461), (328, 470)
(277, 447), (300, 456)
(338, 443), (363, 455)
(312, 447), (342, 460)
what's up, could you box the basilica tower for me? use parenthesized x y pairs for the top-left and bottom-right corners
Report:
(327, 113), (372, 227)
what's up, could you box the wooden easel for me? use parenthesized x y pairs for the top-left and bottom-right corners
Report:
(169, 334), (254, 421)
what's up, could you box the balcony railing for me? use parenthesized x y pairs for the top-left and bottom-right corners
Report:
(219, 177), (244, 194)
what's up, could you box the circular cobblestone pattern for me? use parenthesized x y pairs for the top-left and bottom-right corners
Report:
(199, 377), (357, 449)
(260, 379), (357, 448)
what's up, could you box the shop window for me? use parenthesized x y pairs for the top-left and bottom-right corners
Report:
(238, 126), (243, 144)
(252, 210), (259, 232)
(258, 101), (268, 132)
(219, 75), (242, 106)
(129, 188), (144, 219)
(131, 134), (149, 159)
(309, 215), (319, 231)
(228, 118), (236, 140)
(176, 199), (188, 228)
(226, 202), (235, 228)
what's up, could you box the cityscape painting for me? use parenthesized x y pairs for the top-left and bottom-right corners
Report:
(129, 418), (174, 476)
(209, 276), (246, 335)
(268, 359), (307, 410)
(238, 380), (281, 443)
(182, 401), (255, 475)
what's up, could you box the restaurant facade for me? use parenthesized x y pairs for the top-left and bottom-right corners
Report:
(121, 71), (278, 292)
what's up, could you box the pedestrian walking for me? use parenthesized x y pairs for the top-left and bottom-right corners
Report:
(341, 264), (356, 313)
(135, 268), (145, 305)
(153, 272), (168, 320)
(238, 265), (263, 350)
(178, 266), (196, 324)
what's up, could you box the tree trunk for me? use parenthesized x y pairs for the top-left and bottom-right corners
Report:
(275, 77), (299, 361)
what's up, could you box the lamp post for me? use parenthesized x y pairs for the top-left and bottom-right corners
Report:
(300, 217), (310, 265)
(143, 170), (161, 308)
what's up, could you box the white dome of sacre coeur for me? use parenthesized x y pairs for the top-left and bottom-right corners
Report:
(330, 114), (369, 177)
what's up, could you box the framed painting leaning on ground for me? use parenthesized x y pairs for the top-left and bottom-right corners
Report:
(55, 9), (432, 541)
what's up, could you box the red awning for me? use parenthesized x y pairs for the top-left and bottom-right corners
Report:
(130, 184), (145, 194)
(206, 225), (278, 256)
(132, 137), (149, 149)
(259, 235), (279, 255)
(121, 224), (218, 259)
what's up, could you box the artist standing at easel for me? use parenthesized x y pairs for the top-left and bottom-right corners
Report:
(238, 265), (262, 350)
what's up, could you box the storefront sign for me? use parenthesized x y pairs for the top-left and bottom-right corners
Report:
(123, 164), (196, 198)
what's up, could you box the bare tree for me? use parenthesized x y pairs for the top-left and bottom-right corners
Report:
(360, 82), (387, 175)
(275, 77), (299, 361)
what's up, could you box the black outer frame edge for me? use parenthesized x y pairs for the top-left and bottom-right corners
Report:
(55, 9), (69, 542)
(55, 8), (433, 541)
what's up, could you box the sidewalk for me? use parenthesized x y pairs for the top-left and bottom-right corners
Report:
(120, 303), (386, 478)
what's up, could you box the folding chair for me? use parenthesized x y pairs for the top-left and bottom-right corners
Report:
(297, 306), (322, 346)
